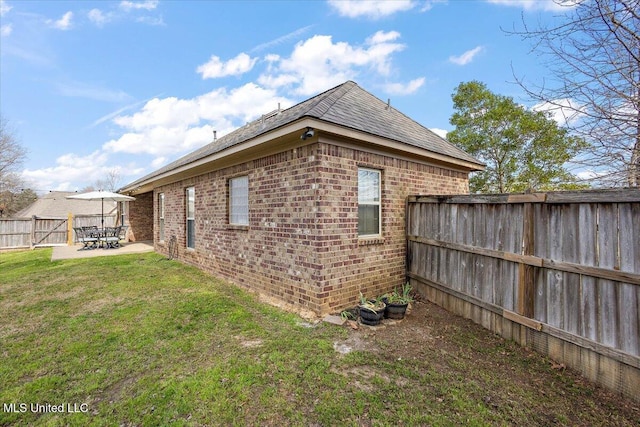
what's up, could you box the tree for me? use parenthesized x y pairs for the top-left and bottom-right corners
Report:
(0, 115), (30, 217)
(448, 81), (588, 193)
(511, 0), (639, 187)
(0, 188), (37, 217)
(0, 116), (27, 186)
(81, 169), (122, 193)
(94, 169), (121, 192)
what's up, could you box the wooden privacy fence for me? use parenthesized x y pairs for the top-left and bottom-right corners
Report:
(0, 214), (116, 249)
(406, 188), (640, 401)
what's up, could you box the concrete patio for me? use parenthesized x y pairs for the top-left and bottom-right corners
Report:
(51, 241), (154, 261)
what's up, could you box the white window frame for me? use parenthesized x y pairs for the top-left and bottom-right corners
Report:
(186, 187), (195, 249)
(358, 167), (381, 237)
(158, 193), (165, 242)
(229, 176), (249, 226)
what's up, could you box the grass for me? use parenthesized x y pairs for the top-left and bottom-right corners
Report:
(0, 249), (638, 426)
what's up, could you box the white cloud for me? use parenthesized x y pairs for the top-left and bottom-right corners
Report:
(383, 77), (425, 95)
(449, 46), (484, 65)
(88, 9), (111, 27)
(83, 30), (421, 186)
(113, 97), (201, 132)
(430, 128), (449, 139)
(47, 11), (73, 31)
(196, 53), (258, 79)
(87, 4), (162, 27)
(1, 23), (12, 36)
(119, 0), (158, 11)
(151, 156), (167, 169)
(103, 83), (293, 156)
(90, 96), (158, 128)
(328, 0), (415, 19)
(421, 0), (448, 12)
(575, 169), (607, 181)
(258, 31), (406, 96)
(367, 30), (401, 44)
(486, 0), (575, 11)
(21, 151), (135, 191)
(532, 98), (585, 126)
(0, 0), (11, 16)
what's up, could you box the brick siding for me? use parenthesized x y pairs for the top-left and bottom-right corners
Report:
(141, 139), (468, 315)
(127, 191), (153, 241)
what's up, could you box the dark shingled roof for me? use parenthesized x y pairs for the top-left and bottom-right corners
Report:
(124, 81), (481, 189)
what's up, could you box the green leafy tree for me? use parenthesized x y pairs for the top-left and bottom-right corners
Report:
(448, 81), (588, 193)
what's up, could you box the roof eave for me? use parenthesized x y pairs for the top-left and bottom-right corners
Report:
(121, 117), (484, 195)
(120, 118), (318, 195)
(312, 120), (485, 172)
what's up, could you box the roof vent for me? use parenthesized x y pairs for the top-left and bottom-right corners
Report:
(259, 104), (283, 129)
(213, 130), (217, 142)
(262, 107), (281, 121)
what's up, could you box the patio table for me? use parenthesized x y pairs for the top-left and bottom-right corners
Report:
(85, 226), (122, 249)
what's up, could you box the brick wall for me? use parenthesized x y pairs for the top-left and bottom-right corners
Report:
(127, 191), (153, 241)
(150, 139), (469, 316)
(313, 142), (468, 313)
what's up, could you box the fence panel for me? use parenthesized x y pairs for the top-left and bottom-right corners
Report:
(0, 214), (116, 249)
(407, 189), (640, 401)
(0, 218), (31, 249)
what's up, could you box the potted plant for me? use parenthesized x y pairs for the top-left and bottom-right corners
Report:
(358, 292), (386, 326)
(384, 282), (414, 320)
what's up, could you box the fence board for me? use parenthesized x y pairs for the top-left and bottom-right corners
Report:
(618, 203), (640, 354)
(0, 218), (31, 248)
(0, 214), (116, 249)
(407, 188), (640, 401)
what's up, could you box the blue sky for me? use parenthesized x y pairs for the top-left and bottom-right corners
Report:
(1, 0), (573, 192)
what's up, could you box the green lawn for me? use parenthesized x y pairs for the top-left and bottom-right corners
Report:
(0, 249), (637, 426)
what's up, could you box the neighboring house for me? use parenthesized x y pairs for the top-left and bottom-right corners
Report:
(120, 81), (484, 315)
(16, 191), (117, 219)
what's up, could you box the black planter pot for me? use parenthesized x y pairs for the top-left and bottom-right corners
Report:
(359, 305), (385, 326)
(385, 302), (408, 319)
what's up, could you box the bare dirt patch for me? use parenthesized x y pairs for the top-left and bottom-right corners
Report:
(333, 298), (640, 426)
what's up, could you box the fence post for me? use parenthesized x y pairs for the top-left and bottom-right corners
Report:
(67, 213), (74, 246)
(517, 202), (535, 318)
(30, 215), (36, 249)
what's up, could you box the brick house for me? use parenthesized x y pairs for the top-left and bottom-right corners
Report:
(120, 81), (483, 315)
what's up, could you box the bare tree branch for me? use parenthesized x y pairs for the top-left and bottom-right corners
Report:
(509, 0), (640, 187)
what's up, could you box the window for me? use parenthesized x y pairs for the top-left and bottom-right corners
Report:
(186, 187), (195, 249)
(119, 201), (127, 227)
(229, 176), (249, 226)
(158, 193), (165, 242)
(358, 168), (381, 236)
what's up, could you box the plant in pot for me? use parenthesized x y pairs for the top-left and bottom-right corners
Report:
(358, 292), (386, 326)
(384, 282), (414, 320)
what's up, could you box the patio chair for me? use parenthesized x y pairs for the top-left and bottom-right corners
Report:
(81, 225), (99, 235)
(100, 226), (121, 249)
(118, 225), (128, 241)
(74, 227), (98, 250)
